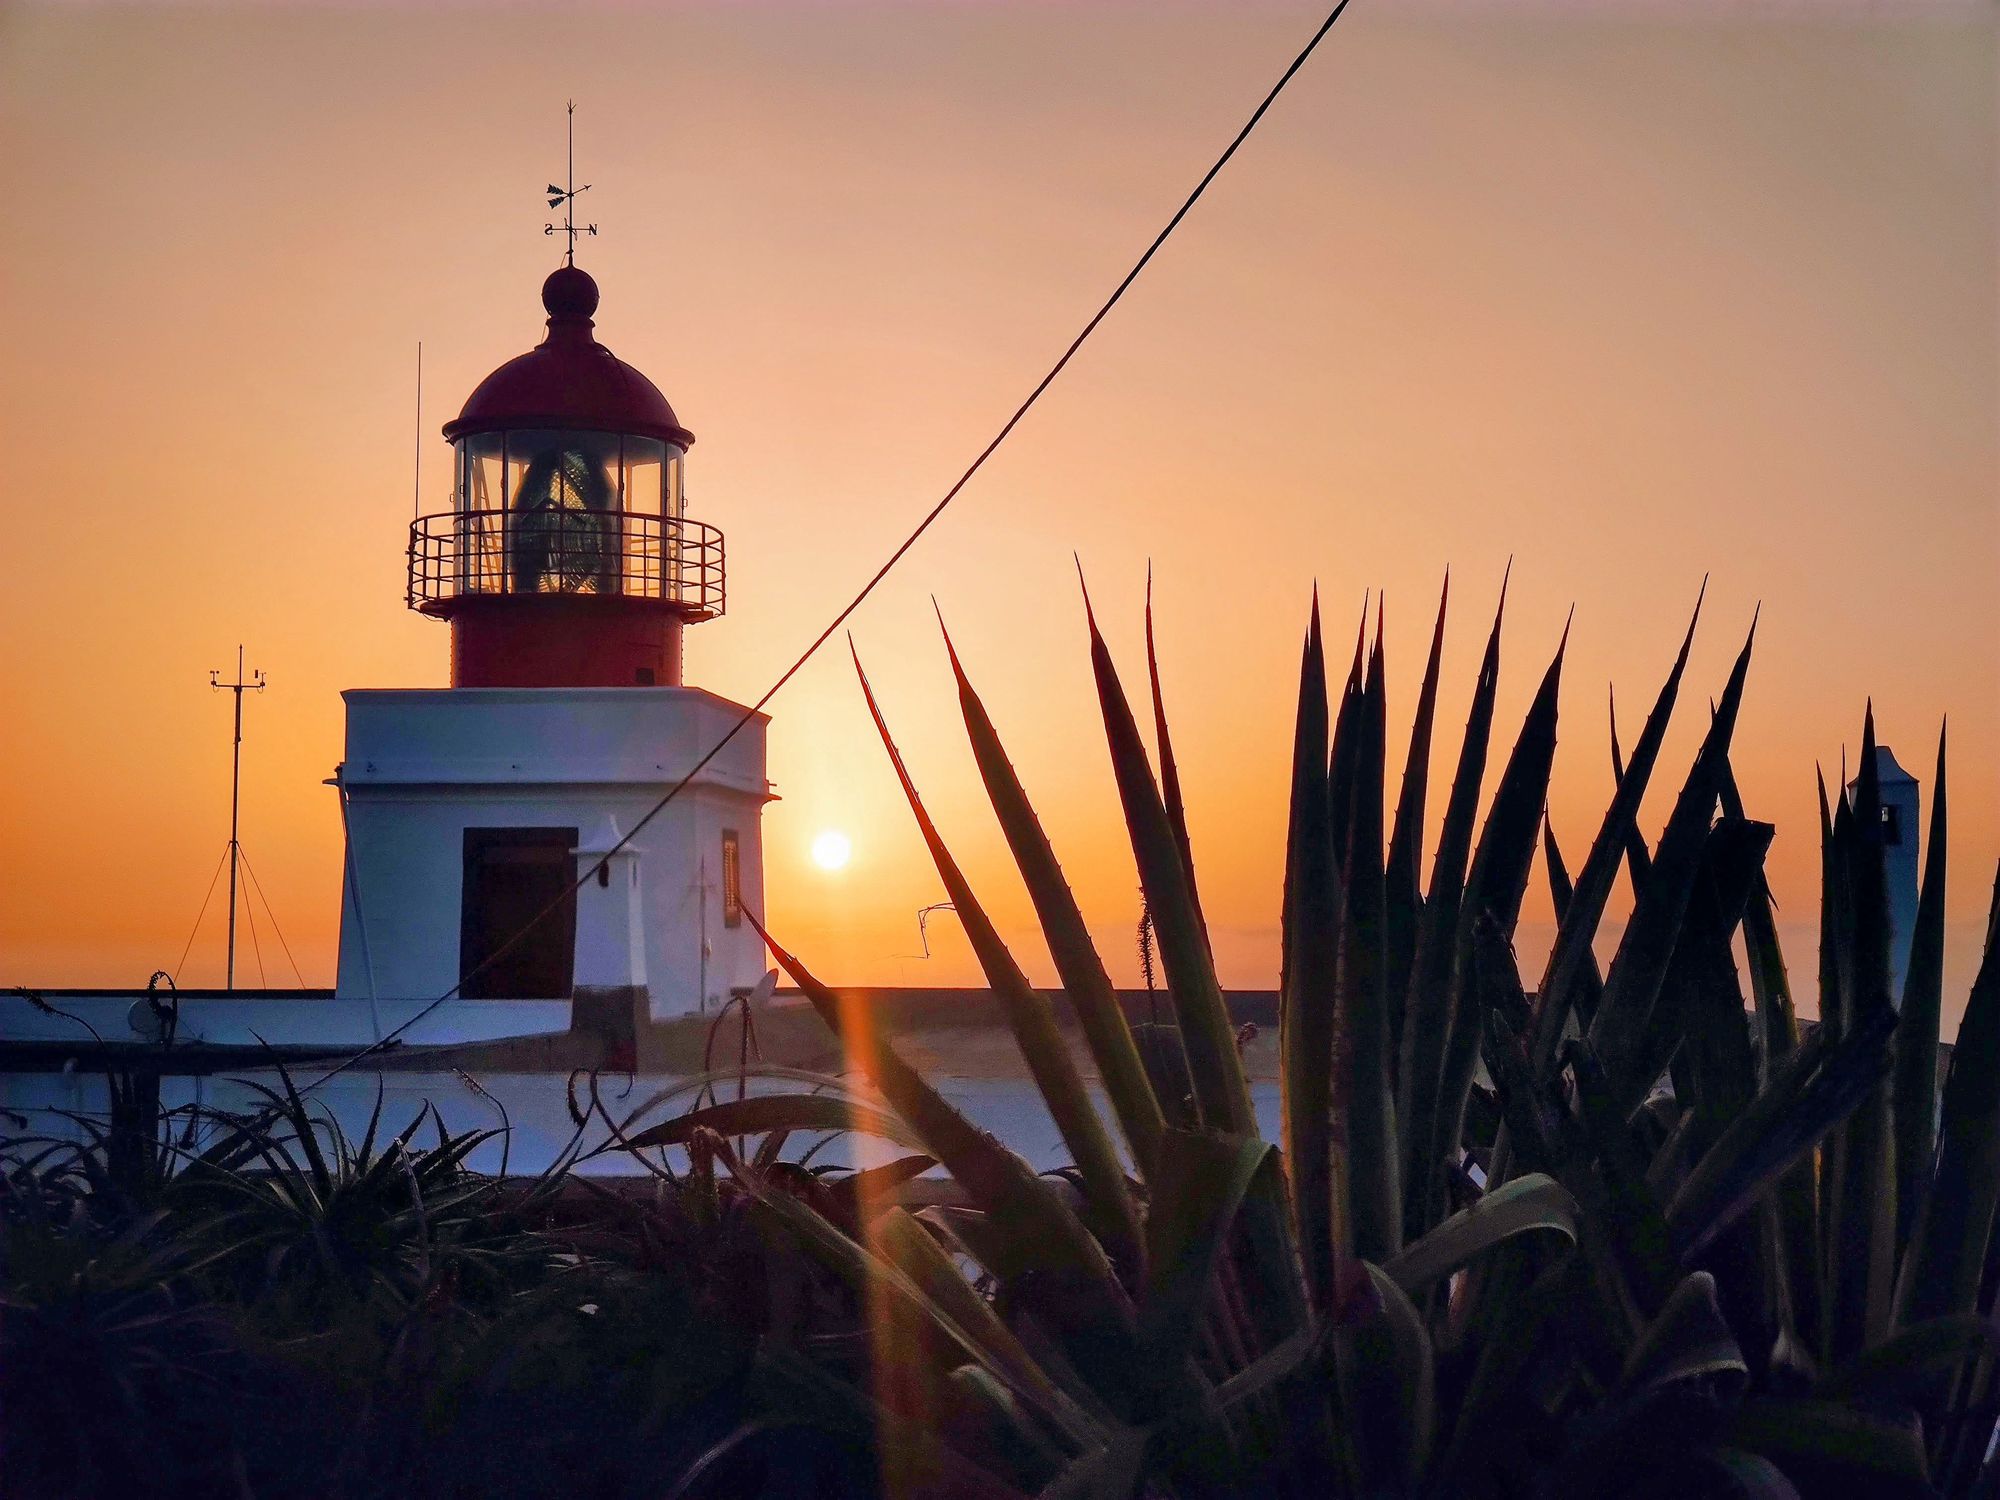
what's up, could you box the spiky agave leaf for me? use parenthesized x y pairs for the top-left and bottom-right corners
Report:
(1715, 756), (1794, 1087)
(1311, 597), (1368, 1281)
(1429, 619), (1567, 1220)
(1529, 585), (1703, 1077)
(872, 1208), (1094, 1428)
(1827, 705), (1898, 1362)
(1280, 590), (1332, 1035)
(939, 616), (1167, 1182)
(1481, 945), (1668, 1336)
(1614, 817), (1766, 1180)
(746, 916), (1145, 1411)
(1668, 1003), (1896, 1264)
(1673, 817), (1774, 1157)
(1895, 860), (2000, 1332)
(1385, 574), (1449, 1062)
(1131, 1129), (1278, 1412)
(1542, 815), (1606, 1028)
(1586, 616), (1757, 1115)
(1719, 753), (1822, 1356)
(1335, 1262), (1437, 1492)
(1432, 1243), (1586, 1487)
(1564, 1028), (1686, 1316)
(1815, 767), (1849, 1302)
(1892, 722), (1947, 1259)
(849, 643), (1143, 1263)
(1340, 630), (1400, 1263)
(1817, 769), (1845, 1045)
(1325, 596), (1369, 887)
(1081, 583), (1254, 1140)
(1144, 567), (1207, 952)
(1619, 1269), (1746, 1401)
(1081, 581), (1312, 1363)
(620, 1095), (932, 1155)
(1539, 1272), (1752, 1499)
(1398, 571), (1506, 1240)
(1379, 1173), (1579, 1298)
(1280, 597), (1345, 1309)
(1608, 686), (1657, 894)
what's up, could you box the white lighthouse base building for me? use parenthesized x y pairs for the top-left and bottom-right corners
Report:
(336, 686), (772, 1021)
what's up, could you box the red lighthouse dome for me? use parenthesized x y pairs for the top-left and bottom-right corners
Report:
(409, 267), (724, 690)
(444, 268), (695, 449)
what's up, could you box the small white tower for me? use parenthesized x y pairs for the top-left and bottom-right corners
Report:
(1852, 744), (1921, 1000)
(333, 264), (774, 1046)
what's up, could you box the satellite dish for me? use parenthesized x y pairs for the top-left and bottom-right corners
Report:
(128, 999), (166, 1042)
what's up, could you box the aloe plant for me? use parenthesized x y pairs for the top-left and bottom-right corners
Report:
(718, 576), (2000, 1499)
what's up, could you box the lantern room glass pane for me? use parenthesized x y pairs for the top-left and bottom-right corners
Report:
(666, 450), (684, 518)
(461, 434), (506, 514)
(455, 434), (507, 595)
(505, 430), (621, 514)
(505, 430), (624, 596)
(622, 438), (664, 515)
(620, 438), (665, 598)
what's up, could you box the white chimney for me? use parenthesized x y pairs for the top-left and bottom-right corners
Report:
(1851, 745), (1921, 1002)
(572, 816), (646, 991)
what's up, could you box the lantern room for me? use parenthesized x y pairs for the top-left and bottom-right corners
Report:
(407, 264), (725, 689)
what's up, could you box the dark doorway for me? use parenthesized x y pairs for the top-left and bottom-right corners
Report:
(460, 827), (579, 999)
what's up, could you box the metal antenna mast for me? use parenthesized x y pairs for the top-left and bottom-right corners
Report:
(545, 101), (597, 265)
(412, 341), (423, 520)
(210, 646), (266, 990)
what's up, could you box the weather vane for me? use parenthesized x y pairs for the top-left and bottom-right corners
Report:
(545, 100), (597, 265)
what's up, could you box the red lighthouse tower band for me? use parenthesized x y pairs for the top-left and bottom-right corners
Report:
(406, 263), (724, 689)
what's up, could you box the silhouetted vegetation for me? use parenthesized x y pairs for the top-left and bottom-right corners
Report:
(7, 581), (1998, 1498)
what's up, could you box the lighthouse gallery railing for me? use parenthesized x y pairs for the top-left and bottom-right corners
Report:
(406, 509), (725, 619)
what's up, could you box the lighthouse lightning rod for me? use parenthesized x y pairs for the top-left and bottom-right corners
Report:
(210, 646), (266, 991)
(300, 0), (1355, 1091)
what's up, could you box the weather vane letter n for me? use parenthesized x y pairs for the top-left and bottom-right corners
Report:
(545, 100), (598, 265)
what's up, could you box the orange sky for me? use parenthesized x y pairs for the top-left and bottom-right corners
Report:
(1, 2), (1994, 1025)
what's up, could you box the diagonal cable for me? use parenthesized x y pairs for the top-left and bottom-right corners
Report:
(238, 846), (309, 988)
(172, 844), (232, 984)
(240, 863), (269, 989)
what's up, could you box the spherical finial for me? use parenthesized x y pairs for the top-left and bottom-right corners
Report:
(542, 264), (600, 321)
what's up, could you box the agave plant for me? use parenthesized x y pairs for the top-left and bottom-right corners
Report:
(706, 575), (2000, 1500)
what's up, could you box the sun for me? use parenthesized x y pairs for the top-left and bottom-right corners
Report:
(810, 829), (852, 872)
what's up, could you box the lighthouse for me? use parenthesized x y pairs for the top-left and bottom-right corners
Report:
(332, 260), (773, 1036)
